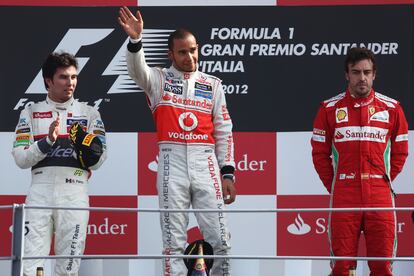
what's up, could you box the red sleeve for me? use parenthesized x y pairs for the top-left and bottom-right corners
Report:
(390, 103), (409, 181)
(311, 103), (334, 193)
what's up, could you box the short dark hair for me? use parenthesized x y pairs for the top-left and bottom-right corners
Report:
(42, 52), (78, 89)
(168, 29), (196, 50)
(344, 47), (376, 73)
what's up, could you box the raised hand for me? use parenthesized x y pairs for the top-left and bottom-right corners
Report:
(48, 115), (60, 143)
(118, 6), (143, 40)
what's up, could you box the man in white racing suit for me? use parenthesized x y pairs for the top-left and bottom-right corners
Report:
(12, 52), (107, 276)
(119, 7), (236, 276)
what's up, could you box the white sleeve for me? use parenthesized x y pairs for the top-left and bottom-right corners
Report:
(126, 41), (162, 108)
(11, 108), (49, 169)
(212, 81), (235, 169)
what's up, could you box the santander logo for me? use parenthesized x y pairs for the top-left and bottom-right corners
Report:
(334, 131), (344, 140)
(287, 213), (311, 235)
(162, 93), (171, 101)
(178, 112), (198, 131)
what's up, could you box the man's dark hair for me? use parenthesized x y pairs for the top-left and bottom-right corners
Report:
(42, 52), (78, 89)
(344, 47), (376, 73)
(168, 29), (196, 50)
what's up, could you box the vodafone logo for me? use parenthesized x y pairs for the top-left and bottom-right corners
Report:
(178, 112), (198, 131)
(287, 213), (311, 235)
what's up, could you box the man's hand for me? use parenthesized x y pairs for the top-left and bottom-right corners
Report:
(118, 6), (143, 40)
(222, 179), (236, 204)
(48, 116), (60, 143)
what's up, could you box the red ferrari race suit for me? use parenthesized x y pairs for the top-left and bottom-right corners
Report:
(126, 39), (234, 276)
(311, 89), (408, 276)
(12, 96), (107, 276)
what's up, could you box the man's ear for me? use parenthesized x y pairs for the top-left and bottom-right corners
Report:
(168, 49), (173, 61)
(344, 72), (349, 82)
(45, 78), (53, 87)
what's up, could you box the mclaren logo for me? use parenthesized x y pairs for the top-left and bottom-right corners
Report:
(15, 28), (173, 110)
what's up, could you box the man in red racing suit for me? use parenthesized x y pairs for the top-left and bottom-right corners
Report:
(119, 7), (236, 276)
(311, 47), (408, 276)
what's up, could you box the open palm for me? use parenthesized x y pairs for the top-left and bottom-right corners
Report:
(118, 6), (143, 40)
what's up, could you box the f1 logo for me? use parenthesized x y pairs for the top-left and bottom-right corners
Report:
(25, 29), (114, 95)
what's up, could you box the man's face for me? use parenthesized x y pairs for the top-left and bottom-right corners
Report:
(345, 59), (376, 98)
(168, 35), (198, 73)
(46, 66), (77, 103)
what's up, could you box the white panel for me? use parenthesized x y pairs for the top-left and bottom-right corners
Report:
(88, 133), (137, 195)
(284, 260), (312, 276)
(139, 0), (275, 6)
(0, 132), (31, 195)
(277, 132), (327, 195)
(392, 130), (414, 194)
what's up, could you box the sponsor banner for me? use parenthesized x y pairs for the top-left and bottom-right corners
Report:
(138, 132), (276, 196)
(137, 132), (158, 196)
(234, 132), (276, 195)
(394, 194), (414, 256)
(139, 0), (276, 5)
(0, 195), (26, 257)
(277, 195), (330, 256)
(0, 6), (412, 132)
(277, 195), (414, 256)
(0, 0), (136, 5)
(278, 0), (414, 5)
(85, 196), (138, 254)
(0, 196), (137, 256)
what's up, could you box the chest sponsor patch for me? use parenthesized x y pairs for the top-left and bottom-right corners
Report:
(370, 110), (389, 123)
(164, 82), (183, 95)
(194, 82), (213, 99)
(335, 107), (348, 123)
(67, 119), (88, 127)
(33, 111), (52, 119)
(334, 126), (388, 143)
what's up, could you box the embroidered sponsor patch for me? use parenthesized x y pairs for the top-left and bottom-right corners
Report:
(14, 134), (30, 147)
(194, 82), (213, 99)
(82, 134), (94, 146)
(67, 119), (88, 127)
(334, 126), (388, 143)
(313, 128), (326, 135)
(335, 107), (348, 123)
(370, 110), (389, 123)
(221, 105), (231, 120)
(16, 127), (30, 134)
(93, 129), (106, 136)
(396, 134), (408, 142)
(164, 82), (183, 95)
(33, 111), (52, 119)
(312, 134), (325, 142)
